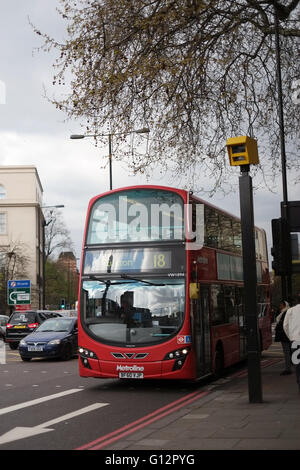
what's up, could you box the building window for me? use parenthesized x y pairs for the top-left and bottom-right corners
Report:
(0, 213), (6, 234)
(0, 251), (5, 268)
(0, 185), (6, 199)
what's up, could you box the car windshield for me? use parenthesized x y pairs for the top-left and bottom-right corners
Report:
(81, 278), (185, 345)
(9, 312), (36, 324)
(36, 319), (73, 333)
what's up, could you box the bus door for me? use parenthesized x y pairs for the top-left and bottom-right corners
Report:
(194, 285), (212, 376)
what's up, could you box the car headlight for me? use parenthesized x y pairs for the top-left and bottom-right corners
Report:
(48, 339), (61, 345)
(19, 339), (27, 346)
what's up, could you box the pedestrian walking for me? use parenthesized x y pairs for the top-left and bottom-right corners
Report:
(274, 300), (292, 375)
(283, 294), (300, 393)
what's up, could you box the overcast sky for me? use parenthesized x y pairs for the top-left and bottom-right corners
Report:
(0, 0), (298, 264)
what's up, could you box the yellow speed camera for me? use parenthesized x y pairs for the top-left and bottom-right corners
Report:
(226, 136), (259, 166)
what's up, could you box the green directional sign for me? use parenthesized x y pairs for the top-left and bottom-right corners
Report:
(7, 280), (31, 306)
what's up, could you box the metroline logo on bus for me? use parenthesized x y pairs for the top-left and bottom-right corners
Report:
(116, 365), (144, 372)
(91, 195), (204, 250)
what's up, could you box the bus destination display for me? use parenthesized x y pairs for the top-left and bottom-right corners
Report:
(84, 248), (183, 274)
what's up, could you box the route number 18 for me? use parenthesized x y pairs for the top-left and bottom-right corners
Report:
(153, 253), (166, 268)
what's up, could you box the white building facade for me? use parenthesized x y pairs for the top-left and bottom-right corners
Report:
(0, 166), (44, 311)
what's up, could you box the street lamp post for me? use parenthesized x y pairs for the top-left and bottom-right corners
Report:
(70, 127), (150, 190)
(273, 7), (292, 300)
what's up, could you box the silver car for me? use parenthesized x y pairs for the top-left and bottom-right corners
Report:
(0, 315), (9, 339)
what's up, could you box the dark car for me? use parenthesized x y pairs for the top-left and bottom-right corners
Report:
(19, 317), (78, 361)
(5, 310), (61, 349)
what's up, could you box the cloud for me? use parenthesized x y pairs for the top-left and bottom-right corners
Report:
(0, 128), (290, 264)
(0, 130), (185, 258)
(0, 0), (67, 134)
(0, 0), (297, 267)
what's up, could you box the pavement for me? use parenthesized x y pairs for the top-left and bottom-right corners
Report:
(105, 342), (300, 451)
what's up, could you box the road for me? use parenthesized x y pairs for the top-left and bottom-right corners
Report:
(0, 340), (282, 451)
(0, 343), (207, 450)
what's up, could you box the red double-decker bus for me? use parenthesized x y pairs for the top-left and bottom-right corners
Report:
(78, 185), (272, 380)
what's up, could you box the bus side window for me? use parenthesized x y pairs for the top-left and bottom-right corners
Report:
(204, 207), (219, 248)
(257, 285), (267, 317)
(224, 285), (237, 324)
(211, 284), (226, 325)
(232, 219), (242, 255)
(236, 287), (245, 326)
(219, 215), (234, 252)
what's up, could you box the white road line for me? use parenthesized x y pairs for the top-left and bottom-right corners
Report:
(39, 402), (108, 429)
(0, 403), (109, 445)
(0, 388), (83, 417)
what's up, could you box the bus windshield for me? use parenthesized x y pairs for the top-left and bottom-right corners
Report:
(86, 188), (184, 244)
(81, 278), (185, 345)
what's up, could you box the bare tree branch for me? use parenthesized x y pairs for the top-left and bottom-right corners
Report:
(44, 209), (73, 261)
(32, 0), (300, 193)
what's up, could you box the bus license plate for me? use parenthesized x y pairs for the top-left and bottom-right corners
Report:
(119, 372), (144, 379)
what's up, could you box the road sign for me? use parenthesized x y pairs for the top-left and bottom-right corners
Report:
(7, 280), (31, 306)
(15, 304), (32, 311)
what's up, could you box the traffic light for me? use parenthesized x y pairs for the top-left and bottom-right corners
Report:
(60, 298), (65, 309)
(271, 218), (291, 275)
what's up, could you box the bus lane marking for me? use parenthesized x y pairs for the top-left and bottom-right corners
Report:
(76, 389), (209, 450)
(0, 403), (108, 446)
(76, 356), (284, 451)
(0, 388), (83, 417)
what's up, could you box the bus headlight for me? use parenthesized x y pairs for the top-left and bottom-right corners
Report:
(78, 347), (98, 370)
(78, 347), (98, 359)
(163, 347), (190, 361)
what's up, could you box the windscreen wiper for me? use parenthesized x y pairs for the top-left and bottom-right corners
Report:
(88, 275), (109, 285)
(87, 275), (125, 285)
(120, 274), (165, 286)
(88, 274), (165, 286)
